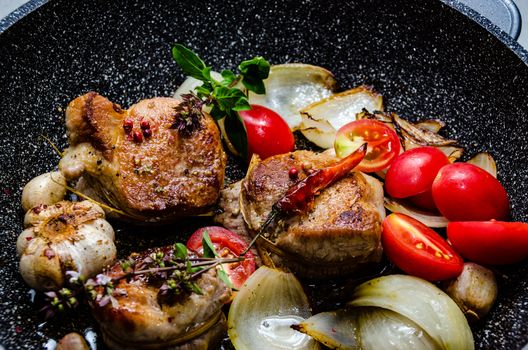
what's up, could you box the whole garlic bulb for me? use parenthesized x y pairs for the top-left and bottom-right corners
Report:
(17, 200), (116, 291)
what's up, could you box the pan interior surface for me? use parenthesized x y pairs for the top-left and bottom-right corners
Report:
(0, 0), (527, 348)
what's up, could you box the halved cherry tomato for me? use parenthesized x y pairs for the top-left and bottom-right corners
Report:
(432, 163), (510, 221)
(447, 221), (528, 265)
(385, 146), (449, 199)
(382, 213), (464, 281)
(187, 226), (256, 289)
(334, 119), (400, 173)
(239, 104), (295, 160)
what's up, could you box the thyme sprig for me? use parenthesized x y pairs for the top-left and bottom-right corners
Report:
(171, 44), (270, 159)
(39, 240), (243, 319)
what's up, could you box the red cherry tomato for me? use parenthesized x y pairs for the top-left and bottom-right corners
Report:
(408, 190), (438, 212)
(238, 105), (295, 160)
(385, 146), (449, 198)
(447, 221), (528, 265)
(187, 226), (256, 289)
(382, 213), (464, 281)
(432, 163), (510, 221)
(334, 119), (401, 172)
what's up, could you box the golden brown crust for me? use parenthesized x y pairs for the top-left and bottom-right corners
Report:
(61, 93), (226, 220)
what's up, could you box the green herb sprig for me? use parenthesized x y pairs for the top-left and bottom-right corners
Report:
(39, 239), (243, 319)
(171, 44), (270, 159)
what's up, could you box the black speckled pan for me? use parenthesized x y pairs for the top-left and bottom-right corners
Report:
(1, 0), (528, 349)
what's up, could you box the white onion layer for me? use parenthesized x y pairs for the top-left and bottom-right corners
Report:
(228, 266), (319, 350)
(349, 275), (474, 350)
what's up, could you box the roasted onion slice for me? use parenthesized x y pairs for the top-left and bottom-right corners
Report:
(228, 266), (319, 350)
(248, 64), (338, 130)
(300, 86), (383, 149)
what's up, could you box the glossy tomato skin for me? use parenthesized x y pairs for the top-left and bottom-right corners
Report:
(238, 105), (294, 160)
(385, 146), (449, 199)
(432, 163), (510, 221)
(187, 226), (256, 289)
(334, 119), (401, 172)
(382, 213), (464, 281)
(447, 221), (528, 265)
(408, 189), (438, 212)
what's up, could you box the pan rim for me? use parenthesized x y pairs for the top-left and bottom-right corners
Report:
(0, 0), (527, 65)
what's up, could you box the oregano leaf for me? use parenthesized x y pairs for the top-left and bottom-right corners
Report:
(172, 44), (208, 80)
(202, 230), (217, 258)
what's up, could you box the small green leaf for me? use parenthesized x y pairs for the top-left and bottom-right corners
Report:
(224, 111), (249, 160)
(209, 104), (225, 121)
(239, 56), (270, 94)
(214, 86), (247, 111)
(189, 282), (203, 295)
(173, 243), (188, 260)
(195, 85), (212, 99)
(220, 69), (237, 85)
(190, 266), (203, 273)
(202, 230), (217, 258)
(232, 98), (251, 111)
(202, 66), (212, 81)
(172, 44), (208, 80)
(242, 78), (266, 95)
(217, 268), (237, 290)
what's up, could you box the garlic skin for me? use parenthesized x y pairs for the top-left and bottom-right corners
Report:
(17, 200), (116, 291)
(444, 262), (498, 321)
(21, 171), (67, 212)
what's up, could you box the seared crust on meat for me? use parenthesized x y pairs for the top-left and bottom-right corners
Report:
(59, 92), (226, 222)
(91, 247), (231, 349)
(240, 151), (383, 279)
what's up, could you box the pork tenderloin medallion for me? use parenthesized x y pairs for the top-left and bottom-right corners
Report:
(59, 92), (226, 223)
(240, 150), (384, 279)
(90, 247), (231, 350)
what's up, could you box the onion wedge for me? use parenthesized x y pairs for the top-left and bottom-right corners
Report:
(248, 64), (338, 130)
(466, 152), (497, 178)
(300, 86), (383, 149)
(295, 307), (440, 350)
(384, 197), (448, 228)
(349, 275), (474, 350)
(228, 266), (319, 350)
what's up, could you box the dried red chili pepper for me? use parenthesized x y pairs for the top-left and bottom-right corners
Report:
(241, 143), (367, 255)
(274, 143), (367, 215)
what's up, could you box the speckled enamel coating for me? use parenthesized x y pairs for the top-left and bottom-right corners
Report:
(1, 0), (527, 349)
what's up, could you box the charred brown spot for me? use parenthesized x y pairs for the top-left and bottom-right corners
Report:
(112, 103), (124, 113)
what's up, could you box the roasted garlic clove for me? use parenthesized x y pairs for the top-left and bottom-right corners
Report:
(21, 171), (67, 212)
(17, 200), (116, 291)
(443, 262), (498, 321)
(56, 332), (90, 350)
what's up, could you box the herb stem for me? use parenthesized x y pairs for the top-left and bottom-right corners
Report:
(114, 257), (244, 283)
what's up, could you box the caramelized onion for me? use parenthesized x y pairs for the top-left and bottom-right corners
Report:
(384, 197), (448, 228)
(466, 152), (497, 178)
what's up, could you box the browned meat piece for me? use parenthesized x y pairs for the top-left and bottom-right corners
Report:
(214, 180), (261, 266)
(90, 247), (231, 350)
(59, 92), (226, 222)
(240, 150), (384, 279)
